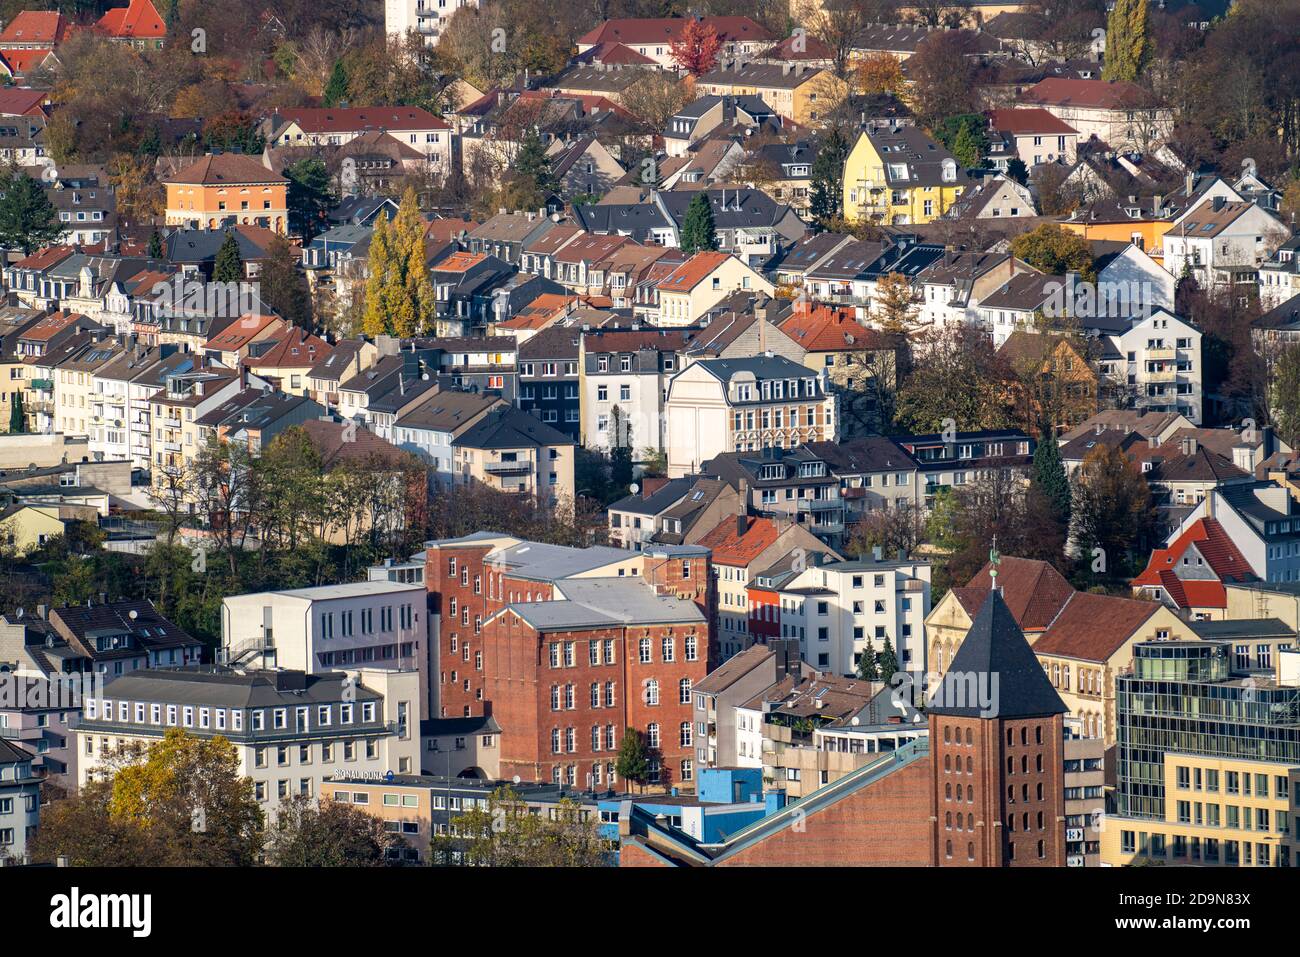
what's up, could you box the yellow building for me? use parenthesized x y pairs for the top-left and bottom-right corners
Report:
(149, 369), (243, 489)
(1101, 640), (1300, 867)
(164, 153), (290, 235)
(695, 62), (847, 126)
(655, 251), (775, 327)
(1060, 217), (1173, 266)
(0, 504), (65, 555)
(843, 126), (965, 225)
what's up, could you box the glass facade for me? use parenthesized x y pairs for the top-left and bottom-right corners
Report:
(1116, 642), (1300, 821)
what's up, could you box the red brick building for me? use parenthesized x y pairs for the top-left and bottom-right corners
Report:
(617, 588), (1069, 865)
(424, 533), (712, 787)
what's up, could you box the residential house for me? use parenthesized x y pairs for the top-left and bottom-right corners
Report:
(163, 153), (290, 234)
(843, 126), (966, 226)
(664, 354), (837, 477)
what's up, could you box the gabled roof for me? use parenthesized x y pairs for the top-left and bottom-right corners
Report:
(0, 86), (47, 117)
(988, 107), (1078, 136)
(951, 556), (1074, 632)
(1131, 516), (1255, 600)
(655, 251), (734, 292)
(96, 0), (166, 40)
(299, 418), (407, 469)
(929, 589), (1067, 718)
(243, 329), (331, 370)
(697, 515), (781, 567)
(453, 404), (573, 450)
(1031, 591), (1161, 662)
(778, 302), (893, 352)
(0, 11), (69, 46)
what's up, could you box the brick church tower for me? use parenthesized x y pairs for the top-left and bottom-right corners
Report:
(927, 587), (1068, 867)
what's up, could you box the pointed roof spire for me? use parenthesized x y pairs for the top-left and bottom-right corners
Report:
(928, 589), (1067, 720)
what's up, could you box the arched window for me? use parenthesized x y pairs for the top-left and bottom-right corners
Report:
(966, 785), (973, 802)
(967, 842), (974, 861)
(945, 840), (953, 859)
(945, 812), (952, 829)
(965, 728), (972, 746)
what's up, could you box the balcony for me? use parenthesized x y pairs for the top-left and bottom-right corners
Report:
(1145, 348), (1175, 360)
(1145, 368), (1177, 383)
(797, 497), (842, 512)
(164, 417), (182, 429)
(483, 459), (534, 476)
(29, 378), (53, 391)
(164, 441), (182, 453)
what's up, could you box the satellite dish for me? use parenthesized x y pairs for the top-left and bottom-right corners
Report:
(14, 607), (22, 619)
(512, 775), (521, 785)
(850, 716), (860, 726)
(128, 609), (138, 620)
(629, 483), (639, 494)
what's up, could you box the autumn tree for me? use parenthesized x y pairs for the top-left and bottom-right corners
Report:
(873, 273), (921, 335)
(895, 327), (1013, 433)
(856, 52), (905, 96)
(1010, 224), (1096, 282)
(1103, 0), (1151, 83)
(1270, 343), (1300, 449)
(34, 729), (263, 866)
(615, 728), (652, 792)
(669, 18), (723, 76)
(434, 785), (607, 866)
(905, 30), (982, 127)
(1071, 443), (1156, 580)
(267, 793), (403, 866)
(362, 188), (436, 337)
(620, 70), (695, 131)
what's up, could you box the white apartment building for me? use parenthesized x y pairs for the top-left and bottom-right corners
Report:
(0, 739), (40, 865)
(75, 667), (420, 815)
(385, 0), (477, 46)
(1162, 198), (1289, 292)
(774, 557), (931, 678)
(220, 580), (432, 717)
(1108, 309), (1203, 425)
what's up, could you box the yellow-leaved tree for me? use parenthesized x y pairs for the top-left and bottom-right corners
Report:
(361, 187), (436, 337)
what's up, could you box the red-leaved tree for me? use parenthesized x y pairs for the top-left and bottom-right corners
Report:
(670, 19), (723, 76)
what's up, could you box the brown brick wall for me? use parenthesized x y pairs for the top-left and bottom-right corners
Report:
(713, 759), (935, 866)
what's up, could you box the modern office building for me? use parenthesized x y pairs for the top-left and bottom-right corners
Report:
(1102, 640), (1300, 867)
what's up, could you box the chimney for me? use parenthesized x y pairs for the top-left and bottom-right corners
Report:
(1184, 171), (1195, 196)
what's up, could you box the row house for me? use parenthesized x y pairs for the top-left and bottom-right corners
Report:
(50, 336), (125, 441)
(90, 344), (192, 470)
(517, 326), (581, 439)
(1162, 197), (1289, 294)
(149, 367), (245, 487)
(304, 339), (377, 412)
(392, 389), (504, 475)
(606, 476), (742, 552)
(698, 513), (836, 661)
(804, 436), (924, 526)
(654, 251), (775, 327)
(915, 251), (1029, 332)
(758, 555), (931, 679)
(469, 211), (564, 267)
(580, 327), (692, 454)
(704, 445), (849, 544)
(1258, 236), (1300, 311)
(664, 354), (837, 478)
(894, 429), (1035, 508)
(264, 105), (452, 166)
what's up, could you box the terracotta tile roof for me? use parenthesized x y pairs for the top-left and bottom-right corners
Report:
(577, 41), (659, 65)
(656, 251), (733, 292)
(1131, 517), (1254, 601)
(0, 48), (54, 76)
(1019, 77), (1151, 111)
(96, 0), (166, 39)
(0, 87), (47, 117)
(954, 556), (1075, 632)
(778, 302), (893, 352)
(204, 313), (281, 350)
(243, 328), (331, 369)
(17, 310), (87, 342)
(499, 293), (577, 330)
(164, 153), (288, 186)
(0, 12), (68, 46)
(1030, 591), (1161, 662)
(988, 107), (1078, 135)
(435, 251), (487, 273)
(276, 106), (450, 133)
(300, 418), (407, 469)
(12, 245), (74, 271)
(697, 515), (781, 567)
